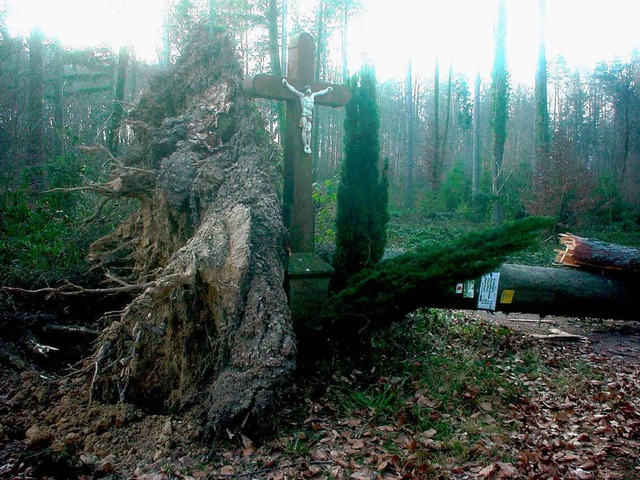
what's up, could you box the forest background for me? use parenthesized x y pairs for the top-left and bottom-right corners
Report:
(1, 0), (640, 287)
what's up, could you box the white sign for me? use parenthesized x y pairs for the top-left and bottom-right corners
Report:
(477, 272), (500, 310)
(463, 280), (475, 298)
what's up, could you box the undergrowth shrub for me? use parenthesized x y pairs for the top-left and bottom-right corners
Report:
(0, 154), (126, 287)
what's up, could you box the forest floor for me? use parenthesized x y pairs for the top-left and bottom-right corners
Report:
(1, 309), (639, 480)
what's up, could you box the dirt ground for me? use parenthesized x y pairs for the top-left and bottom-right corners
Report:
(1, 309), (639, 479)
(472, 310), (640, 365)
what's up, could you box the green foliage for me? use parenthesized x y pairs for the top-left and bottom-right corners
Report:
(385, 211), (476, 252)
(419, 160), (472, 215)
(333, 65), (389, 289)
(313, 178), (338, 250)
(331, 380), (404, 422)
(344, 310), (526, 456)
(323, 216), (554, 330)
(0, 154), (117, 287)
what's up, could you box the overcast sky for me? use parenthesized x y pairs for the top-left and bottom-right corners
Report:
(3, 0), (639, 84)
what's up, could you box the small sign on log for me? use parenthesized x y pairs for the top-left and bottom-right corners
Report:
(477, 272), (500, 311)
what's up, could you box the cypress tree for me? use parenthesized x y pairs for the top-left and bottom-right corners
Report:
(333, 65), (389, 290)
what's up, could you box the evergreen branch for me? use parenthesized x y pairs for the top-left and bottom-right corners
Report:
(313, 216), (555, 339)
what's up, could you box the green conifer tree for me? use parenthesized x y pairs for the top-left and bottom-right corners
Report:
(333, 65), (389, 290)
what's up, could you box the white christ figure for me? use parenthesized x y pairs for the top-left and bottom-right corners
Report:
(282, 78), (333, 154)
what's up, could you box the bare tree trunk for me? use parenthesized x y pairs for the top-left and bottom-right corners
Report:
(107, 46), (129, 155)
(472, 73), (482, 208)
(445, 264), (637, 321)
(491, 0), (509, 223)
(441, 63), (453, 175)
(404, 60), (415, 208)
(51, 41), (65, 158)
(312, 0), (326, 161)
(267, 0), (285, 142)
(281, 0), (288, 74)
(555, 234), (640, 272)
(27, 27), (45, 189)
(209, 0), (216, 36)
(432, 59), (440, 192)
(341, 9), (348, 83)
(533, 0), (551, 203)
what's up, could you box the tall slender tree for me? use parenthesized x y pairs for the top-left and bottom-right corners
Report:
(266, 0), (286, 141)
(209, 0), (216, 36)
(26, 27), (45, 189)
(533, 0), (551, 201)
(441, 63), (453, 167)
(333, 65), (388, 290)
(472, 73), (482, 208)
(280, 0), (287, 73)
(404, 59), (415, 208)
(490, 0), (509, 223)
(107, 45), (130, 155)
(433, 59), (441, 192)
(50, 41), (65, 158)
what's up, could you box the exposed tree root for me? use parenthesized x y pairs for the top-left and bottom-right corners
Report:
(76, 29), (296, 436)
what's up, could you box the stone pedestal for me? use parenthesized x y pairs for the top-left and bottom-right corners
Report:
(285, 253), (334, 319)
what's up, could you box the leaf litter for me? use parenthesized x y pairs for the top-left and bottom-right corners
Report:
(1, 310), (639, 479)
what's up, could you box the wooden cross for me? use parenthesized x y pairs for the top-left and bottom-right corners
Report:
(243, 32), (351, 253)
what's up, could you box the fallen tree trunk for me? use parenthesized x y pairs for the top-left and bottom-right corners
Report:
(309, 218), (556, 344)
(307, 220), (637, 351)
(440, 263), (638, 320)
(85, 28), (295, 437)
(555, 233), (640, 273)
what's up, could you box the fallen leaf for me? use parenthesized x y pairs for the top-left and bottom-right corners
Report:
(479, 402), (493, 412)
(422, 428), (437, 439)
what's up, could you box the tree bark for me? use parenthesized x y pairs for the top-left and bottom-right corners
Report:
(441, 63), (453, 172)
(88, 29), (296, 437)
(27, 27), (45, 189)
(471, 73), (481, 208)
(490, 0), (509, 224)
(404, 60), (415, 208)
(555, 233), (640, 272)
(532, 0), (551, 210)
(107, 46), (129, 155)
(441, 263), (637, 321)
(432, 58), (441, 192)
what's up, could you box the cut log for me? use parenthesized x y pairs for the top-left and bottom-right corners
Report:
(312, 252), (638, 351)
(441, 264), (638, 321)
(310, 218), (557, 344)
(555, 233), (640, 273)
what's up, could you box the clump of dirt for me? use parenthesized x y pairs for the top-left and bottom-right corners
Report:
(0, 345), (207, 478)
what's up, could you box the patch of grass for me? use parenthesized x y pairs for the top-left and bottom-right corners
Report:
(281, 428), (325, 457)
(331, 379), (405, 422)
(353, 310), (530, 463)
(511, 347), (545, 380)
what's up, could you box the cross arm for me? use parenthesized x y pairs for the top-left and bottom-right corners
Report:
(243, 73), (351, 107)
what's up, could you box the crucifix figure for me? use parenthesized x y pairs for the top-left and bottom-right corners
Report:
(281, 79), (333, 154)
(243, 32), (351, 254)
